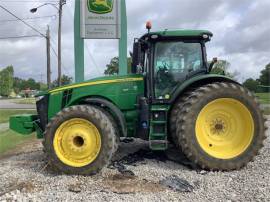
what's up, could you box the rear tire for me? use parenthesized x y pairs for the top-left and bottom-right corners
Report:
(175, 82), (267, 171)
(44, 105), (116, 175)
(169, 92), (192, 146)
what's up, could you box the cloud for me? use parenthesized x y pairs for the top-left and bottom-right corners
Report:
(219, 0), (270, 54)
(0, 0), (269, 83)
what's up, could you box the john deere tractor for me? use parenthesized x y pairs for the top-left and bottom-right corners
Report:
(10, 28), (266, 175)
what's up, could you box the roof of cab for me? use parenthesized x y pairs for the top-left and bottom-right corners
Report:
(141, 29), (213, 40)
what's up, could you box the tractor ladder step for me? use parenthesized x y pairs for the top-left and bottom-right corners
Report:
(149, 105), (170, 151)
(149, 140), (168, 151)
(150, 133), (166, 137)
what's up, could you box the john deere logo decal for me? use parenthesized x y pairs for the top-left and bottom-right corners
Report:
(88, 0), (114, 14)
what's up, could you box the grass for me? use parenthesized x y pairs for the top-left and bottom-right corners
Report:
(0, 130), (35, 154)
(256, 93), (270, 104)
(11, 98), (36, 105)
(0, 109), (37, 155)
(0, 109), (36, 124)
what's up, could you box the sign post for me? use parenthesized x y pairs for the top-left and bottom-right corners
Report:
(74, 0), (127, 82)
(74, 0), (84, 83)
(119, 0), (127, 75)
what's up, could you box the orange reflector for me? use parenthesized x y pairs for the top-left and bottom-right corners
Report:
(146, 21), (152, 30)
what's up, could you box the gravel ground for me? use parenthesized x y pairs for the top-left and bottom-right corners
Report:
(0, 117), (269, 202)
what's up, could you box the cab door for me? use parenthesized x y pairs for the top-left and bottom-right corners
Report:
(152, 40), (204, 101)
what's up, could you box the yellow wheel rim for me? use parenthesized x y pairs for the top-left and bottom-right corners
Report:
(195, 98), (254, 159)
(53, 118), (101, 167)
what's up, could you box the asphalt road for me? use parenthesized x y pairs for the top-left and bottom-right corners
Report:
(0, 99), (35, 109)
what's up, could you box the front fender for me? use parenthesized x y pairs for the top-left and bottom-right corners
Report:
(170, 74), (239, 103)
(82, 97), (127, 137)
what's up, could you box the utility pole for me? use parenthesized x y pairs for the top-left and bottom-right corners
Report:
(58, 0), (66, 87)
(46, 25), (51, 89)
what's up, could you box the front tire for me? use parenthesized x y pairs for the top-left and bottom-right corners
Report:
(175, 82), (267, 171)
(44, 105), (116, 175)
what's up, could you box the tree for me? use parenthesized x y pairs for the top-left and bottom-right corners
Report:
(13, 77), (41, 92)
(13, 77), (23, 94)
(40, 83), (48, 91)
(25, 78), (40, 90)
(52, 75), (73, 88)
(0, 66), (14, 96)
(258, 63), (270, 86)
(243, 78), (260, 92)
(104, 57), (132, 75)
(210, 60), (236, 78)
(104, 57), (119, 75)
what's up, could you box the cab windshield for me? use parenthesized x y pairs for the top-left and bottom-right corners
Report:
(154, 41), (203, 99)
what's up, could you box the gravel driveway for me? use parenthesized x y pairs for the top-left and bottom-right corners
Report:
(0, 117), (269, 202)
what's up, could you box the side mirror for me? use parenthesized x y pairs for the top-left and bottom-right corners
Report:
(208, 57), (218, 72)
(131, 42), (141, 74)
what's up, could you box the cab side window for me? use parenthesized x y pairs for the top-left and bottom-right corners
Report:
(154, 42), (203, 99)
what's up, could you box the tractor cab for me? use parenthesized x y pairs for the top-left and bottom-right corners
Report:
(132, 27), (213, 102)
(132, 25), (214, 149)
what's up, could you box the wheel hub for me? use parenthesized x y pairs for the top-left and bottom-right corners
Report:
(53, 118), (102, 167)
(73, 135), (84, 147)
(210, 118), (227, 135)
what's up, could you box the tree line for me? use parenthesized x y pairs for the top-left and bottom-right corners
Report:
(0, 65), (73, 97)
(242, 63), (270, 93)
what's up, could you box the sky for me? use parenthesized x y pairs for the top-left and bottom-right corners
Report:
(0, 0), (269, 83)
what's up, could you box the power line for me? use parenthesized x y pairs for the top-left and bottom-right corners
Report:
(0, 15), (56, 23)
(0, 35), (41, 39)
(50, 44), (58, 58)
(0, 5), (46, 38)
(85, 43), (103, 75)
(50, 43), (69, 74)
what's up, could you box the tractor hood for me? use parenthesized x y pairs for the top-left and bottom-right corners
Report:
(47, 74), (143, 94)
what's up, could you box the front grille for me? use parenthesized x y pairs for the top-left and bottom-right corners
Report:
(36, 95), (49, 130)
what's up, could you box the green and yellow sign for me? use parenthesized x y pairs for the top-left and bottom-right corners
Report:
(81, 0), (120, 39)
(87, 0), (114, 14)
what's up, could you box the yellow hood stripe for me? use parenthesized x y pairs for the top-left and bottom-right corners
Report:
(49, 77), (143, 93)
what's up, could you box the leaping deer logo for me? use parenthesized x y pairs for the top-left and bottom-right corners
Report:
(88, 0), (114, 14)
(93, 0), (110, 10)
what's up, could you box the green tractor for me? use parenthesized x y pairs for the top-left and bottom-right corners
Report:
(10, 28), (266, 175)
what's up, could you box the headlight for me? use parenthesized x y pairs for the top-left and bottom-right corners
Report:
(36, 96), (44, 102)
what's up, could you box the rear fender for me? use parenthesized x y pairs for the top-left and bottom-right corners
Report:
(170, 74), (239, 104)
